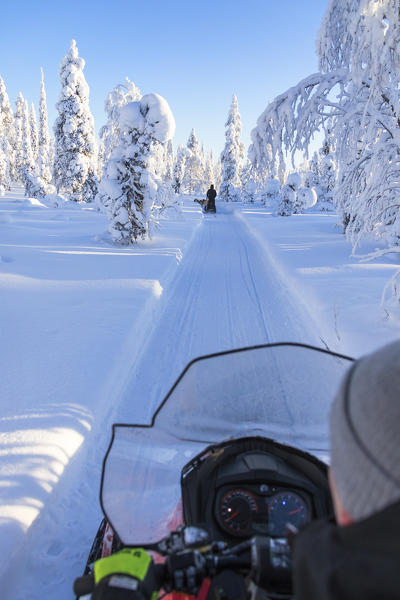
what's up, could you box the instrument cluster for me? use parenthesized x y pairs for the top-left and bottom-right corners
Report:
(215, 483), (310, 538)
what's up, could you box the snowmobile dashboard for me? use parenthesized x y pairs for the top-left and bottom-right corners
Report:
(181, 436), (333, 543)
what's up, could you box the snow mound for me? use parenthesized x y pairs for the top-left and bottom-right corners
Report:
(119, 102), (145, 132)
(298, 187), (317, 209)
(119, 94), (175, 143)
(286, 172), (302, 189)
(141, 93), (176, 143)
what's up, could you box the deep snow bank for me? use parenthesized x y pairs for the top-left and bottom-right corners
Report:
(0, 191), (202, 594)
(237, 206), (400, 358)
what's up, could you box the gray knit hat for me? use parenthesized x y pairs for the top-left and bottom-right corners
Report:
(330, 340), (400, 521)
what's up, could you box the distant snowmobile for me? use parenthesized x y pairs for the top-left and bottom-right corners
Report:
(74, 343), (354, 600)
(194, 198), (216, 213)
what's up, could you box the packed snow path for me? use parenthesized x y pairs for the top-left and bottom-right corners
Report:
(117, 206), (322, 423)
(3, 204), (323, 600)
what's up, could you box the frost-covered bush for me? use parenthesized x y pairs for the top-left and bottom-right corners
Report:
(53, 40), (98, 202)
(241, 179), (257, 203)
(277, 184), (296, 216)
(23, 171), (55, 199)
(261, 178), (281, 209)
(153, 180), (181, 218)
(297, 187), (317, 211)
(99, 93), (176, 244)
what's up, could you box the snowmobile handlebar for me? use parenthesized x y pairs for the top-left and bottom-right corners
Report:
(74, 527), (294, 599)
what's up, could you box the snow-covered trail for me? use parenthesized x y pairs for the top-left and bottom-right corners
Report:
(5, 205), (324, 600)
(116, 206), (322, 423)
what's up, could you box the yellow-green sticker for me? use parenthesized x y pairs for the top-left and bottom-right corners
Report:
(94, 548), (152, 584)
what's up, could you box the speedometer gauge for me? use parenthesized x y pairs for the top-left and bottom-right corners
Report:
(218, 489), (258, 536)
(268, 491), (308, 536)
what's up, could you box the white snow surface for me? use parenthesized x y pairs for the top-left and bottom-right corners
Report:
(0, 192), (399, 599)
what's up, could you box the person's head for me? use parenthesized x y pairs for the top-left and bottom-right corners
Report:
(210, 184), (214, 189)
(329, 340), (400, 526)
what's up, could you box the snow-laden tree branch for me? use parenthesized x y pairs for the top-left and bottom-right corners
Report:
(248, 70), (347, 179)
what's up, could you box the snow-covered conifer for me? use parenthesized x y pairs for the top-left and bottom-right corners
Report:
(38, 69), (52, 184)
(182, 129), (203, 194)
(287, 172), (302, 213)
(0, 122), (8, 195)
(99, 93), (176, 244)
(29, 103), (38, 163)
(0, 77), (14, 140)
(53, 40), (98, 202)
(164, 140), (174, 182)
(277, 184), (296, 216)
(0, 77), (16, 182)
(240, 162), (259, 203)
(172, 145), (187, 194)
(98, 77), (141, 177)
(14, 93), (35, 184)
(213, 158), (222, 191)
(204, 152), (214, 188)
(220, 95), (245, 202)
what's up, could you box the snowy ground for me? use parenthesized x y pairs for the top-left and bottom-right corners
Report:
(0, 192), (399, 599)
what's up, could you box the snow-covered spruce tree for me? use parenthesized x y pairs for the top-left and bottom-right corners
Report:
(277, 184), (295, 217)
(14, 93), (35, 184)
(0, 115), (8, 195)
(38, 69), (52, 184)
(0, 146), (7, 195)
(240, 162), (258, 203)
(29, 103), (38, 163)
(0, 76), (15, 183)
(213, 157), (222, 191)
(53, 40), (98, 202)
(164, 140), (174, 182)
(99, 93), (175, 244)
(220, 95), (245, 202)
(23, 82), (55, 201)
(147, 139), (179, 217)
(204, 152), (214, 188)
(182, 128), (203, 194)
(98, 78), (141, 177)
(172, 144), (187, 194)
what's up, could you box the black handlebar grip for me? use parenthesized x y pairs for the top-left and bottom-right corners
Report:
(74, 574), (95, 597)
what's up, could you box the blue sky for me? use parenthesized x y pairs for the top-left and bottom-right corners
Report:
(1, 0), (329, 156)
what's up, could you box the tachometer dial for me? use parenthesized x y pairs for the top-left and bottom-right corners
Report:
(268, 491), (308, 536)
(218, 489), (258, 536)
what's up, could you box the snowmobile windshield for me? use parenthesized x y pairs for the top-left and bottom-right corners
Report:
(101, 343), (353, 546)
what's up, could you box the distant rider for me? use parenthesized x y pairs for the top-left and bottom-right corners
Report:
(294, 340), (400, 599)
(206, 184), (217, 213)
